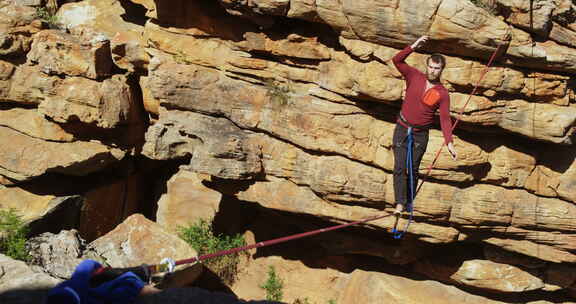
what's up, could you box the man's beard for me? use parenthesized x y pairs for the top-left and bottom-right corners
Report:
(427, 73), (440, 82)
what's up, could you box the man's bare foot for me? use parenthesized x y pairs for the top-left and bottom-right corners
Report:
(394, 203), (404, 216)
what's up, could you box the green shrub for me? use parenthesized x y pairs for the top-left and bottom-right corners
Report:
(178, 219), (245, 284)
(0, 209), (29, 262)
(36, 7), (59, 29)
(260, 265), (284, 302)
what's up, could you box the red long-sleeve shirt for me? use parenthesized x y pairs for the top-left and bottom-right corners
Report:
(392, 46), (453, 144)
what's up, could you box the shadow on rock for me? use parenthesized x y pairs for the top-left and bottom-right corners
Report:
(0, 286), (284, 304)
(0, 287), (51, 304)
(138, 287), (283, 304)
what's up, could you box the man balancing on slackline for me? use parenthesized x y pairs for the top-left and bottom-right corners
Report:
(391, 35), (458, 216)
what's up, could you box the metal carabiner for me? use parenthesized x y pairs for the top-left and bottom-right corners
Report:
(158, 257), (176, 273)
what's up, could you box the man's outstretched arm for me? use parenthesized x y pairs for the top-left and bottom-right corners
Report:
(438, 95), (458, 160)
(392, 36), (429, 79)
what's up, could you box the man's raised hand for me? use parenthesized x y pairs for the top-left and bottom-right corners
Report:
(447, 142), (458, 161)
(411, 35), (429, 50)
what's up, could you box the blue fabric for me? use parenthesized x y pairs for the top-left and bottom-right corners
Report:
(46, 260), (145, 304)
(393, 127), (416, 239)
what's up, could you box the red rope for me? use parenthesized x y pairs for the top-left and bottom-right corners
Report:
(414, 38), (506, 196)
(149, 35), (509, 272)
(164, 212), (393, 269)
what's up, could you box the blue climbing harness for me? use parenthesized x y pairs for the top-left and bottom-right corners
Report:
(393, 127), (416, 239)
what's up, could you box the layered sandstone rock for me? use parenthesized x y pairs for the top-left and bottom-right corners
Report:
(156, 169), (222, 233)
(231, 256), (343, 303)
(0, 108), (74, 142)
(0, 4), (40, 58)
(336, 269), (566, 304)
(0, 254), (60, 303)
(0, 186), (55, 222)
(38, 74), (137, 128)
(27, 29), (112, 79)
(415, 258), (545, 293)
(0, 0), (574, 302)
(57, 0), (149, 72)
(497, 0), (555, 38)
(136, 0), (576, 299)
(27, 230), (85, 279)
(0, 125), (125, 182)
(83, 214), (197, 268)
(138, 288), (281, 304)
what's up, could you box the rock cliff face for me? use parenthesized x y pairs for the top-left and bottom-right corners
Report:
(0, 0), (575, 303)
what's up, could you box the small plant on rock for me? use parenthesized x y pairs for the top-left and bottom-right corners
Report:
(178, 218), (245, 284)
(293, 297), (337, 304)
(35, 7), (60, 29)
(265, 79), (293, 107)
(260, 265), (284, 302)
(0, 209), (30, 262)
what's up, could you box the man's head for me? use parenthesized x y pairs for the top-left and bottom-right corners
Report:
(426, 54), (445, 82)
